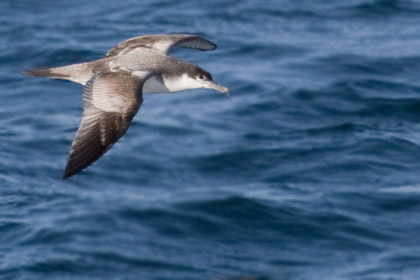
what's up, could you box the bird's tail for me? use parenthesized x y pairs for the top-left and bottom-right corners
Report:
(23, 62), (92, 85)
(23, 67), (69, 79)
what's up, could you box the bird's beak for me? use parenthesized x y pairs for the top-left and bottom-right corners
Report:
(205, 81), (230, 96)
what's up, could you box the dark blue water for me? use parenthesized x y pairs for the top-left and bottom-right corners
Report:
(2, 0), (420, 279)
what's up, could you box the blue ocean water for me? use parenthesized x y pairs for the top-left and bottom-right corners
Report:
(2, 0), (420, 279)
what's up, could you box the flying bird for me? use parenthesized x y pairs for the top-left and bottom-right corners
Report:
(23, 34), (229, 179)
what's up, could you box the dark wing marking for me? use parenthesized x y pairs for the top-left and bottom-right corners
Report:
(106, 34), (216, 57)
(62, 72), (150, 179)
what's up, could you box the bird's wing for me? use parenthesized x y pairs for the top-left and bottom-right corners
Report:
(106, 34), (216, 57)
(62, 71), (151, 179)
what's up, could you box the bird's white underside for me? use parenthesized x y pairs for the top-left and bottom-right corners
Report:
(142, 76), (170, 93)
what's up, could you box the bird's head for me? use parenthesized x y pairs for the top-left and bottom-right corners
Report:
(164, 64), (229, 96)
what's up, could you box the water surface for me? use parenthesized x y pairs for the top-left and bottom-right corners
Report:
(2, 0), (420, 279)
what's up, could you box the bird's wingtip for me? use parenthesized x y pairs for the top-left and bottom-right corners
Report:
(62, 167), (74, 180)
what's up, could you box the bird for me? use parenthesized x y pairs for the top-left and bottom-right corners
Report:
(23, 34), (229, 179)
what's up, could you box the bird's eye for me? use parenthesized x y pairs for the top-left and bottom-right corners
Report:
(198, 74), (204, 79)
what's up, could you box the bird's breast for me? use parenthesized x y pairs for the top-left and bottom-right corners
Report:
(142, 75), (171, 93)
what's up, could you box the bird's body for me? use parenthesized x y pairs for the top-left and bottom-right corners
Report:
(24, 34), (229, 179)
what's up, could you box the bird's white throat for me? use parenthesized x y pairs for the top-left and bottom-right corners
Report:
(162, 74), (205, 93)
(142, 74), (203, 94)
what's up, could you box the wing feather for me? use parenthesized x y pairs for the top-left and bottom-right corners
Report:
(106, 34), (216, 57)
(62, 72), (149, 179)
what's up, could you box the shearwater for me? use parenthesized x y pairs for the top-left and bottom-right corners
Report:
(23, 34), (229, 179)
